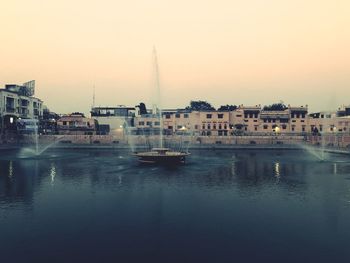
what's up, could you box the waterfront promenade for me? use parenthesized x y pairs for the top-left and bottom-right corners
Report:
(1, 134), (350, 153)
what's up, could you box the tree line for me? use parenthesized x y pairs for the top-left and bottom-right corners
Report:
(137, 101), (289, 112)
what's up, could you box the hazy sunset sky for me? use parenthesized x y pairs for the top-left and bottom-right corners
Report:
(1, 0), (349, 114)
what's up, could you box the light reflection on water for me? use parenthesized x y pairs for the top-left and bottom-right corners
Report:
(0, 149), (350, 263)
(50, 162), (56, 185)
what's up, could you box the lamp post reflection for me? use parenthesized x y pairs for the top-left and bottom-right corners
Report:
(274, 162), (281, 183)
(8, 161), (13, 179)
(50, 162), (56, 185)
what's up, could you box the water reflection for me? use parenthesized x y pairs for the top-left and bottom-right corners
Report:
(0, 149), (349, 207)
(50, 162), (56, 185)
(8, 161), (13, 179)
(274, 162), (281, 182)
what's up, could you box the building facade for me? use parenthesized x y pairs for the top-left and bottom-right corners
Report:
(91, 106), (136, 135)
(57, 113), (97, 135)
(0, 81), (43, 134)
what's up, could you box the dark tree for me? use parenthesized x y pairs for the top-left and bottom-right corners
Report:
(138, 102), (148, 115)
(186, 100), (215, 111)
(263, 103), (288, 111)
(218, 104), (237, 111)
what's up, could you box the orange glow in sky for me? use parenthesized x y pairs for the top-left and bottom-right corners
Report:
(1, 0), (349, 113)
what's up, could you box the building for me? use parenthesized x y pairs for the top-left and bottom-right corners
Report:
(199, 111), (230, 136)
(91, 106), (136, 135)
(162, 109), (200, 135)
(309, 109), (350, 134)
(231, 105), (261, 134)
(229, 104), (308, 135)
(57, 113), (97, 135)
(0, 81), (43, 134)
(134, 113), (162, 135)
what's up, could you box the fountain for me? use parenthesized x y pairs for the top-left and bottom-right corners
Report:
(133, 47), (190, 164)
(17, 120), (64, 159)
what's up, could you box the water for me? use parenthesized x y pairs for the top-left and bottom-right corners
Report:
(1, 149), (350, 263)
(18, 135), (64, 159)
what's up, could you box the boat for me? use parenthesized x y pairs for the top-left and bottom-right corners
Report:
(134, 148), (190, 164)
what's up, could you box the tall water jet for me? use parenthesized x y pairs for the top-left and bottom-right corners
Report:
(152, 47), (164, 148)
(133, 47), (190, 164)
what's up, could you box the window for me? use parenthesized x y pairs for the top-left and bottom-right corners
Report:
(244, 114), (248, 118)
(63, 121), (67, 125)
(282, 125), (287, 130)
(213, 124), (217, 130)
(263, 125), (268, 129)
(165, 114), (171, 119)
(146, 121), (152, 126)
(292, 125), (295, 131)
(184, 113), (189, 118)
(236, 115), (242, 117)
(255, 126), (258, 131)
(218, 114), (224, 119)
(154, 121), (160, 126)
(206, 114), (212, 119)
(195, 125), (199, 130)
(219, 124), (222, 130)
(175, 113), (180, 118)
(139, 121), (144, 125)
(254, 120), (257, 122)
(302, 126), (305, 132)
(224, 124), (227, 129)
(202, 124), (205, 129)
(177, 125), (182, 129)
(207, 124), (211, 129)
(254, 114), (258, 118)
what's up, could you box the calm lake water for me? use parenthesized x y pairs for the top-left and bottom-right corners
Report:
(1, 149), (350, 263)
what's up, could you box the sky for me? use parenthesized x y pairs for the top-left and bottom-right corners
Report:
(0, 0), (349, 114)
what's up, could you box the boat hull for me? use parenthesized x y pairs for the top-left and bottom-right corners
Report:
(134, 151), (190, 164)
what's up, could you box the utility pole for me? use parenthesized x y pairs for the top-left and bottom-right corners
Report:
(92, 85), (96, 108)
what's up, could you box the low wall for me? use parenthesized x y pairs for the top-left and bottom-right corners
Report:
(1, 134), (350, 150)
(13, 134), (305, 146)
(307, 135), (350, 149)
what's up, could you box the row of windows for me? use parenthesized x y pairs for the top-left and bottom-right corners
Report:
(138, 121), (160, 126)
(165, 113), (190, 119)
(206, 114), (225, 119)
(244, 114), (259, 118)
(261, 124), (306, 131)
(263, 119), (289, 123)
(291, 113), (306, 118)
(202, 124), (228, 130)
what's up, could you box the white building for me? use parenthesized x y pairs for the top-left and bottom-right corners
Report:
(0, 81), (43, 133)
(91, 106), (136, 135)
